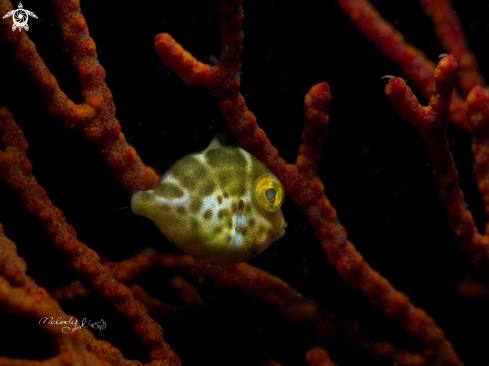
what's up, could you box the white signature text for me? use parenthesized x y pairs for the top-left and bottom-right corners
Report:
(39, 316), (106, 334)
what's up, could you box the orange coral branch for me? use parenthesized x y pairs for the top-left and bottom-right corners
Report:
(0, 276), (104, 366)
(335, 0), (471, 132)
(2, 0), (489, 364)
(0, 107), (180, 365)
(385, 56), (489, 277)
(418, 0), (485, 94)
(0, 0), (158, 192)
(130, 284), (181, 318)
(306, 347), (337, 366)
(466, 86), (489, 235)
(154, 1), (461, 364)
(48, 280), (91, 301)
(457, 280), (489, 300)
(49, 247), (426, 365)
(0, 223), (144, 366)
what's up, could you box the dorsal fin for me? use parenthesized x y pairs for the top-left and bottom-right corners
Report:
(206, 133), (238, 150)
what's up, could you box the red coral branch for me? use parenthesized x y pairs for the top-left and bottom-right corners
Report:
(154, 1), (461, 364)
(336, 0), (471, 132)
(306, 347), (337, 366)
(0, 107), (180, 366)
(419, 0), (485, 94)
(1, 0), (489, 364)
(50, 248), (428, 365)
(385, 55), (489, 277)
(0, 0), (158, 192)
(0, 217), (141, 366)
(130, 284), (181, 317)
(466, 86), (489, 235)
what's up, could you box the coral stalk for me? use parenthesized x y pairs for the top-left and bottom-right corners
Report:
(154, 1), (461, 364)
(0, 106), (180, 366)
(336, 0), (471, 132)
(418, 0), (485, 94)
(386, 56), (489, 277)
(1, 0), (488, 364)
(0, 0), (158, 192)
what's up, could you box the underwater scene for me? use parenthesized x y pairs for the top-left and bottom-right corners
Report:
(0, 0), (488, 365)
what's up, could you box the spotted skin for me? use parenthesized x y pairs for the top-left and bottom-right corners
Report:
(131, 134), (286, 265)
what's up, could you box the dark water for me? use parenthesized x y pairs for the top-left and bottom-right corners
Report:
(0, 1), (488, 365)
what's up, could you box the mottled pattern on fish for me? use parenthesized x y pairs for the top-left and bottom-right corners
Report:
(131, 134), (286, 264)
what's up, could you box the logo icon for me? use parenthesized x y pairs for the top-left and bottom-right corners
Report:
(2, 3), (37, 32)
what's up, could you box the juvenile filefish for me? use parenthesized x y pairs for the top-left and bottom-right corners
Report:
(131, 134), (286, 265)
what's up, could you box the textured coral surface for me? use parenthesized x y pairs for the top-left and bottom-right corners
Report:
(1, 1), (488, 365)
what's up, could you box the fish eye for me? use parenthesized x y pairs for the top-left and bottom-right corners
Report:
(254, 176), (284, 213)
(265, 187), (276, 201)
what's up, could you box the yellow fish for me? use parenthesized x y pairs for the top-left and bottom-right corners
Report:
(131, 134), (286, 265)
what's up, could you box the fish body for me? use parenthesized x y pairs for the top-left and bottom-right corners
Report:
(131, 134), (286, 264)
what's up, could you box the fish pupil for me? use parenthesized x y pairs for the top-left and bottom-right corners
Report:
(265, 188), (276, 201)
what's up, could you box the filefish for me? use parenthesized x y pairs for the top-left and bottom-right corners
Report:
(131, 134), (286, 265)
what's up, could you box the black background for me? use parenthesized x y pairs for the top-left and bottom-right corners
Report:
(1, 0), (489, 365)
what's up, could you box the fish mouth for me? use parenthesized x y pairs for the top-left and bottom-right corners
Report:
(130, 190), (140, 214)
